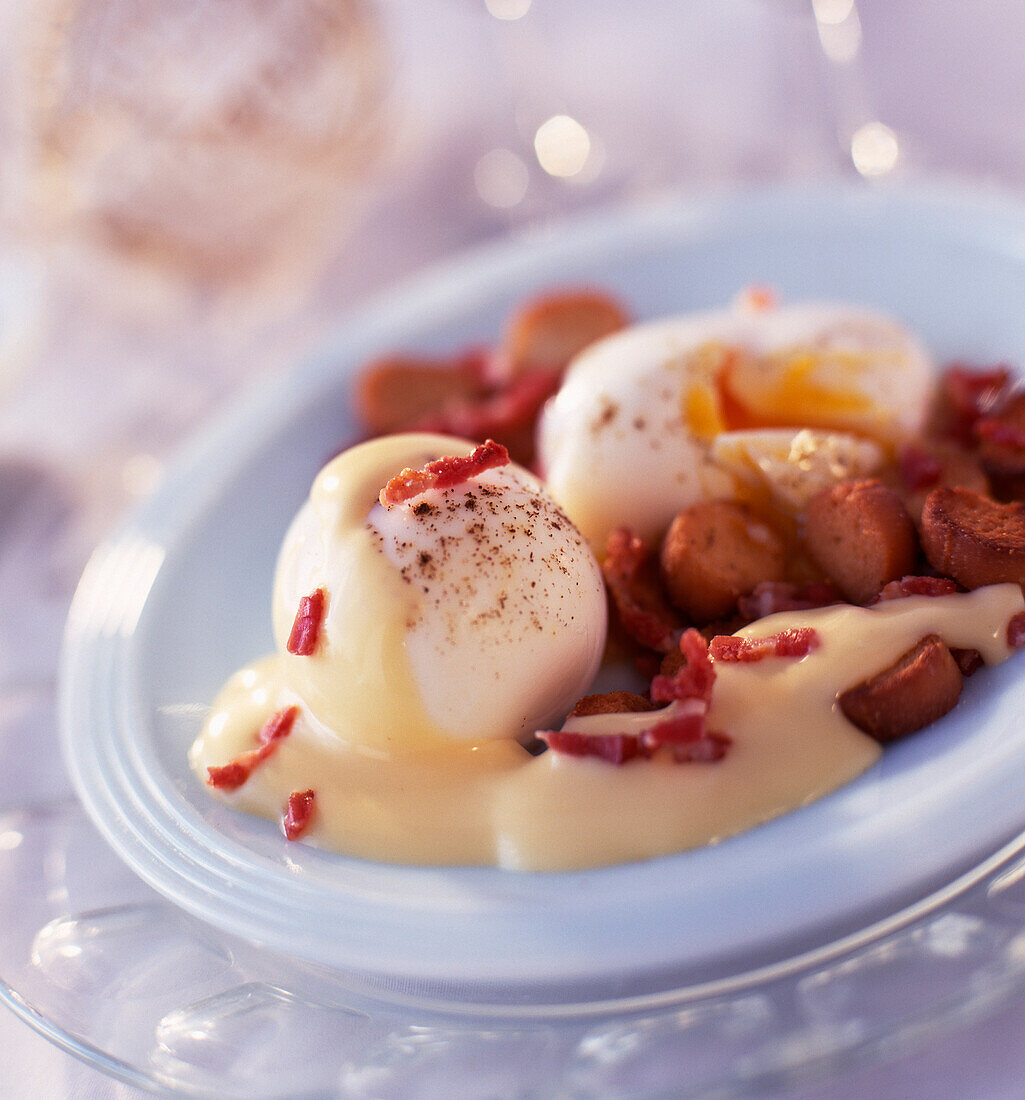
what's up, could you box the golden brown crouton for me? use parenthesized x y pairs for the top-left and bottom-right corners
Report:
(920, 486), (1025, 588)
(838, 634), (963, 742)
(803, 479), (918, 604)
(660, 501), (786, 623)
(501, 289), (629, 377)
(568, 691), (658, 717)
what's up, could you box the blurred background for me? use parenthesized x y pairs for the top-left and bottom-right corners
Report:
(3, 1), (1025, 1094)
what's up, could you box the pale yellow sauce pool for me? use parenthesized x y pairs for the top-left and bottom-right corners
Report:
(190, 584), (1023, 870)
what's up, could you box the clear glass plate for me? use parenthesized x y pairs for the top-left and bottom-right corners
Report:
(44, 183), (1025, 1094)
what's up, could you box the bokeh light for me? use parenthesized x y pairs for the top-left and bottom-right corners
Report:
(474, 148), (529, 208)
(533, 115), (591, 178)
(850, 121), (899, 177)
(812, 0), (855, 25)
(485, 0), (531, 19)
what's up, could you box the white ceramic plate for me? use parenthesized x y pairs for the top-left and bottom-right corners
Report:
(60, 183), (1025, 1007)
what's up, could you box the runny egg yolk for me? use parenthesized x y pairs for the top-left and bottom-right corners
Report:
(682, 343), (899, 445)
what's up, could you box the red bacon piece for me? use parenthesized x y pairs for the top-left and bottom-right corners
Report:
(418, 369), (561, 447)
(639, 701), (731, 761)
(205, 758), (255, 792)
(737, 581), (841, 620)
(975, 416), (1025, 451)
(650, 629), (715, 703)
(286, 588), (326, 656)
(1008, 611), (1025, 648)
(897, 445), (943, 491)
(540, 730), (644, 765)
(206, 706), (300, 791)
(709, 627), (820, 663)
(641, 706), (705, 747)
(257, 706), (300, 745)
(873, 575), (959, 602)
(939, 364), (1012, 444)
(379, 439), (510, 507)
(542, 641), (731, 767)
(602, 527), (682, 653)
(283, 789), (316, 840)
(539, 703), (730, 767)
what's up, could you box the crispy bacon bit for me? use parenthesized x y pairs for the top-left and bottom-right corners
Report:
(418, 369), (561, 446)
(1008, 611), (1025, 648)
(939, 364), (1012, 444)
(767, 628), (820, 658)
(206, 706), (300, 791)
(950, 647), (984, 677)
(737, 581), (841, 620)
(873, 575), (959, 602)
(540, 730), (644, 765)
(257, 706), (300, 745)
(603, 527), (682, 653)
(357, 290), (628, 467)
(205, 759), (254, 792)
(541, 628), (731, 766)
(286, 588), (326, 656)
(354, 346), (557, 466)
(640, 702), (705, 746)
(639, 701), (731, 761)
(898, 445), (943, 491)
(975, 416), (1025, 451)
(709, 628), (820, 663)
(379, 439), (510, 507)
(283, 789), (316, 840)
(650, 628), (715, 703)
(539, 699), (730, 767)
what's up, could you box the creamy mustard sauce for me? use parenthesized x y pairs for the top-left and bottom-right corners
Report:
(190, 584), (1024, 871)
